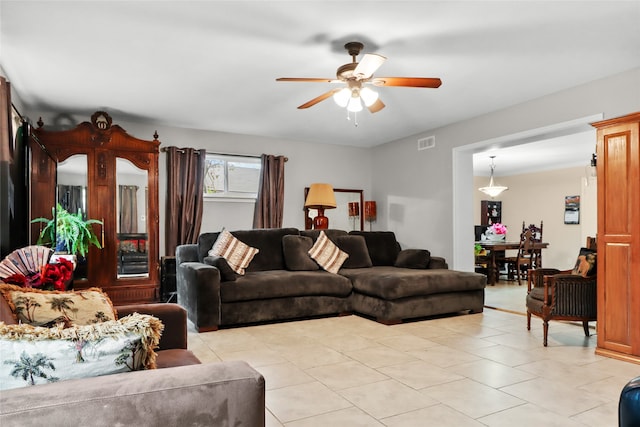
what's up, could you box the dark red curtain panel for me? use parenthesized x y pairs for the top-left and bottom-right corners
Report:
(253, 154), (286, 229)
(165, 147), (206, 255)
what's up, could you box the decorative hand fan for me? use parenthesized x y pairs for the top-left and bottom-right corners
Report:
(0, 245), (53, 279)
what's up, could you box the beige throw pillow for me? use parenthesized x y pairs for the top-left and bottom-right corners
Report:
(208, 229), (259, 275)
(0, 284), (117, 327)
(308, 231), (349, 274)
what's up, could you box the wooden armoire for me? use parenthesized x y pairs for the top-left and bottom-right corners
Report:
(592, 112), (640, 364)
(29, 111), (160, 305)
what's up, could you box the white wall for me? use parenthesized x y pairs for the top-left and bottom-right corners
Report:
(473, 166), (597, 269)
(372, 67), (639, 269)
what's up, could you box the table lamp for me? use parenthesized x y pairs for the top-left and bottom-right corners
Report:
(305, 183), (337, 229)
(364, 200), (377, 231)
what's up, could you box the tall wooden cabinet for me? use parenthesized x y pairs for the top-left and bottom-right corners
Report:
(592, 112), (640, 364)
(30, 112), (160, 305)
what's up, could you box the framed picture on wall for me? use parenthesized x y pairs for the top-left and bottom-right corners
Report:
(564, 195), (580, 224)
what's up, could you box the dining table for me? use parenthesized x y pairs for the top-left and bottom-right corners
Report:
(475, 240), (549, 285)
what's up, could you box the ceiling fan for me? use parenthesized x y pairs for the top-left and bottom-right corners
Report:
(276, 41), (442, 114)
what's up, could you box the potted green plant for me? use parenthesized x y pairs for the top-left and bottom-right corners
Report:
(32, 203), (103, 257)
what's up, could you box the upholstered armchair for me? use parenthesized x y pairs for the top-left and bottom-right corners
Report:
(526, 267), (597, 346)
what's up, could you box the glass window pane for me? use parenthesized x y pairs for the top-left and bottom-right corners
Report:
(204, 159), (225, 194)
(227, 161), (260, 193)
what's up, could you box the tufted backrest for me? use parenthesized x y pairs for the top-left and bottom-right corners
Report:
(197, 228), (300, 271)
(348, 231), (401, 266)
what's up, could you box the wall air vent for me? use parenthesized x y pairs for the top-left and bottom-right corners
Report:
(417, 136), (435, 151)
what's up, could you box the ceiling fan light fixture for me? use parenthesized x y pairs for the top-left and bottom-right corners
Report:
(347, 95), (363, 112)
(478, 156), (508, 198)
(360, 87), (379, 107)
(276, 41), (441, 116)
(333, 88), (351, 107)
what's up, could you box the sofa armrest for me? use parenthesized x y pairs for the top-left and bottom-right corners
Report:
(0, 361), (265, 427)
(428, 256), (448, 269)
(176, 243), (200, 264)
(116, 303), (187, 350)
(177, 261), (222, 332)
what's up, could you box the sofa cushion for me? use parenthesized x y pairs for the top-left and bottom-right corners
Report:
(341, 266), (486, 300)
(0, 313), (162, 391)
(220, 270), (352, 303)
(209, 229), (259, 275)
(308, 231), (349, 274)
(349, 231), (401, 266)
(155, 349), (202, 369)
(0, 284), (116, 327)
(282, 235), (319, 271)
(395, 249), (431, 269)
(336, 235), (373, 269)
(203, 256), (239, 282)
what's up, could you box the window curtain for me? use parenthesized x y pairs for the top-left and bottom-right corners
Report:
(253, 154), (286, 229)
(58, 185), (85, 217)
(165, 147), (206, 256)
(119, 185), (138, 233)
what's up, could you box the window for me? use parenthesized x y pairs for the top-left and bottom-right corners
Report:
(203, 154), (261, 199)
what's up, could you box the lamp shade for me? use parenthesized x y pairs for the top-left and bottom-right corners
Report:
(478, 175), (508, 197)
(364, 201), (377, 221)
(348, 202), (360, 217)
(305, 184), (337, 209)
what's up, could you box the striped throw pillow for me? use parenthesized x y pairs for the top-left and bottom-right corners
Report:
(308, 231), (349, 274)
(208, 229), (259, 275)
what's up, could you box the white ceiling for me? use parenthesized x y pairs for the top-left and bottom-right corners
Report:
(1, 1), (639, 173)
(473, 130), (597, 177)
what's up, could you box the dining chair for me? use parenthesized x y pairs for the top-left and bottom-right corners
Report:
(523, 221), (543, 267)
(504, 228), (537, 285)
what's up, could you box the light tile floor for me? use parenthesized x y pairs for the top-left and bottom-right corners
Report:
(187, 282), (640, 426)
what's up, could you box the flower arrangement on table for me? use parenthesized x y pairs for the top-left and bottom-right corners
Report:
(2, 258), (74, 291)
(488, 223), (507, 235)
(483, 223), (508, 241)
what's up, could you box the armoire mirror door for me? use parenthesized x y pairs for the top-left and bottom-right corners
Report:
(31, 112), (160, 305)
(57, 154), (89, 280)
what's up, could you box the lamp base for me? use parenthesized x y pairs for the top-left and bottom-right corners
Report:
(313, 208), (329, 229)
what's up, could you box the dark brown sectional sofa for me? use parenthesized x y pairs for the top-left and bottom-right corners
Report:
(176, 228), (486, 332)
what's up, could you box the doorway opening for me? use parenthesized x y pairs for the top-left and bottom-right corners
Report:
(452, 114), (602, 311)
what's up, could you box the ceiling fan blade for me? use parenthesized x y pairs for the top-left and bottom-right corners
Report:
(367, 98), (385, 114)
(297, 89), (340, 109)
(276, 77), (339, 83)
(371, 77), (442, 88)
(353, 54), (386, 79)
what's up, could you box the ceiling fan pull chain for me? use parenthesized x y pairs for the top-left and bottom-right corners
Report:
(346, 110), (359, 127)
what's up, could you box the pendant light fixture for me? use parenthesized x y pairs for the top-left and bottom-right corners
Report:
(478, 156), (508, 198)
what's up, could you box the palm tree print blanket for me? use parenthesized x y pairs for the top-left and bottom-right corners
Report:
(0, 313), (162, 390)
